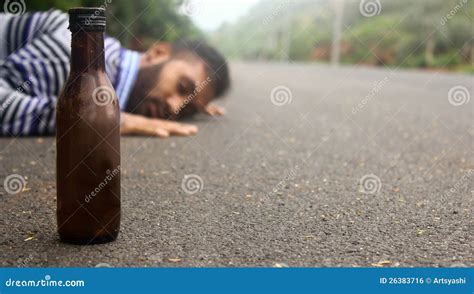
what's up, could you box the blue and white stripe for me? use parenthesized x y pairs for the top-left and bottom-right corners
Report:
(0, 9), (140, 136)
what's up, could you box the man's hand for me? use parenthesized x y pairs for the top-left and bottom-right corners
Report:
(120, 113), (198, 138)
(203, 103), (225, 116)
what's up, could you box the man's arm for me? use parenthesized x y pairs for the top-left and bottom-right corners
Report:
(0, 10), (68, 137)
(0, 79), (198, 137)
(120, 112), (198, 137)
(203, 103), (225, 116)
(1, 11), (200, 138)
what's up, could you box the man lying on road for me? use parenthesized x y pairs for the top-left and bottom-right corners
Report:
(0, 9), (230, 137)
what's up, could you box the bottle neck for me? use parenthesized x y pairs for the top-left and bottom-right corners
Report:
(70, 31), (105, 74)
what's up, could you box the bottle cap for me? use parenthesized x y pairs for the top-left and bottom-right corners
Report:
(68, 7), (106, 32)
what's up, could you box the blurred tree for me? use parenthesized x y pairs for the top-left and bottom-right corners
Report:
(24, 0), (83, 11)
(24, 0), (201, 49)
(396, 0), (450, 67)
(209, 0), (472, 71)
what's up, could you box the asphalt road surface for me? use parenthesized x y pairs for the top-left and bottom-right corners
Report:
(0, 62), (472, 267)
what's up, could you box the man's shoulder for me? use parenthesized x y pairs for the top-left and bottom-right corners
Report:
(0, 8), (67, 19)
(32, 8), (67, 18)
(37, 8), (69, 27)
(0, 8), (68, 33)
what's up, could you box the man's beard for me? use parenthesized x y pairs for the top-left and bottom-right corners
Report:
(125, 62), (166, 118)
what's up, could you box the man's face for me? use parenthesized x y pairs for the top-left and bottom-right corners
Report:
(136, 58), (214, 119)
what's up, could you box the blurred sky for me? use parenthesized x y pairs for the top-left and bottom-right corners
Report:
(186, 0), (258, 32)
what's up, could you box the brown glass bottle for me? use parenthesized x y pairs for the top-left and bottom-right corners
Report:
(56, 8), (120, 245)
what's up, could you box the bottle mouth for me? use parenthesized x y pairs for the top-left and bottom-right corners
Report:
(68, 7), (106, 32)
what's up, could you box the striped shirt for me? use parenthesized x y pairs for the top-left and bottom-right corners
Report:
(0, 9), (140, 136)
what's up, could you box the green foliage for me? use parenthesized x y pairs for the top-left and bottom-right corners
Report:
(210, 0), (473, 71)
(432, 52), (462, 67)
(25, 0), (201, 49)
(25, 0), (83, 11)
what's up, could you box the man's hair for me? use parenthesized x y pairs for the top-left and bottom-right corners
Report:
(171, 40), (230, 98)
